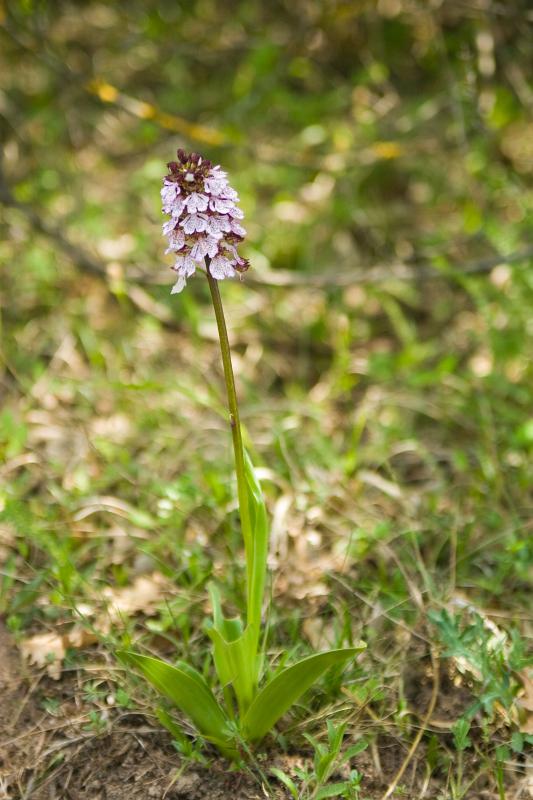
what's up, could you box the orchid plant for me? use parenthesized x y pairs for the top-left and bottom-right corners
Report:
(118, 151), (365, 760)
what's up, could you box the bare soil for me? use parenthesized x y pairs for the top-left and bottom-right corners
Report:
(0, 620), (265, 799)
(1, 623), (529, 800)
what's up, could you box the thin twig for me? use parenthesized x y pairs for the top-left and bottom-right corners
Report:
(2, 170), (532, 294)
(252, 247), (533, 287)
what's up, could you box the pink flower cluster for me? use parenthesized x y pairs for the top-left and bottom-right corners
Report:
(162, 150), (249, 294)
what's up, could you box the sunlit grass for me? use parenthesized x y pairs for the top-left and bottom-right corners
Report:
(1, 0), (532, 795)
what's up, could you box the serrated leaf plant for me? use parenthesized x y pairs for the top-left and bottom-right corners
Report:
(118, 151), (365, 759)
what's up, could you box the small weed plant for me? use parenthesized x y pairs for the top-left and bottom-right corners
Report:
(429, 608), (530, 721)
(118, 151), (365, 759)
(271, 721), (368, 799)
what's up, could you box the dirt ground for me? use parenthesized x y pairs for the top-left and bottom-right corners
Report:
(1, 620), (265, 800)
(1, 622), (530, 800)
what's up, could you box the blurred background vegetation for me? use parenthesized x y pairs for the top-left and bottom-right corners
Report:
(0, 0), (532, 794)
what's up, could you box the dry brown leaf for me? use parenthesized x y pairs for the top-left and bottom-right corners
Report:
(73, 495), (147, 522)
(20, 628), (99, 679)
(101, 572), (167, 621)
(302, 616), (336, 650)
(67, 628), (99, 649)
(21, 573), (168, 677)
(358, 469), (403, 500)
(517, 670), (533, 734)
(20, 632), (66, 679)
(90, 413), (132, 443)
(524, 755), (533, 799)
(0, 522), (16, 564)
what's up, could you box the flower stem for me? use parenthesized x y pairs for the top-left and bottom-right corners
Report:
(206, 266), (253, 575)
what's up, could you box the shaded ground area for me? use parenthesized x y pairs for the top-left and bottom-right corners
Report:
(0, 622), (266, 800)
(2, 623), (532, 799)
(0, 624), (42, 799)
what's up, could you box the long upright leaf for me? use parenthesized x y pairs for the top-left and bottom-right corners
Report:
(243, 450), (268, 636)
(242, 646), (365, 742)
(117, 651), (236, 757)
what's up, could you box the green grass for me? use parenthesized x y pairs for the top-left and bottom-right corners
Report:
(1, 1), (532, 797)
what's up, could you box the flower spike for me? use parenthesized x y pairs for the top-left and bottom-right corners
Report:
(161, 151), (249, 293)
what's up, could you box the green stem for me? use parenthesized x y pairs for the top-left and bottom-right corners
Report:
(205, 265), (253, 586)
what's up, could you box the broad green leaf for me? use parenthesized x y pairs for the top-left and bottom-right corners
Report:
(242, 646), (365, 742)
(117, 651), (236, 758)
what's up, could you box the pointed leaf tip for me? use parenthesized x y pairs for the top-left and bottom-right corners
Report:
(243, 645), (365, 742)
